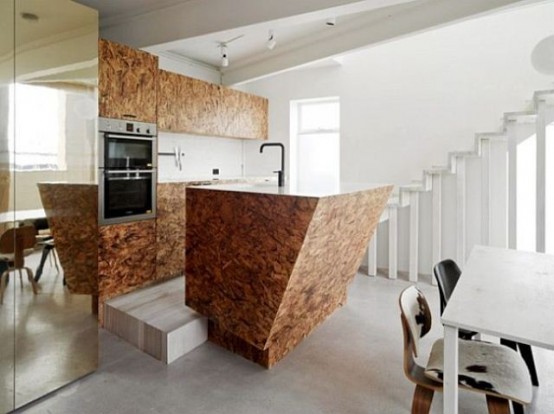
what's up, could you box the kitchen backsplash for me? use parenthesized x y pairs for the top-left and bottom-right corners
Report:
(158, 132), (245, 181)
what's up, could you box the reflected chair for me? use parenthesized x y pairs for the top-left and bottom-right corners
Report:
(0, 225), (39, 305)
(399, 286), (532, 414)
(433, 259), (540, 388)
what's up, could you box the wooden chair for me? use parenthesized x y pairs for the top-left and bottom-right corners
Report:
(433, 259), (539, 388)
(0, 225), (39, 304)
(399, 286), (532, 414)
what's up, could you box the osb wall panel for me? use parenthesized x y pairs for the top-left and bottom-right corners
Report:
(185, 189), (317, 349)
(264, 186), (393, 366)
(38, 184), (98, 295)
(156, 183), (187, 279)
(157, 70), (268, 140)
(186, 186), (392, 368)
(98, 220), (157, 323)
(99, 39), (158, 123)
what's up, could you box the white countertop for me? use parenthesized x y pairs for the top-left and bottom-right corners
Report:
(158, 176), (274, 185)
(191, 181), (391, 198)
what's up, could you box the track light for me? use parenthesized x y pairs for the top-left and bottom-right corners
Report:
(267, 30), (276, 50)
(220, 44), (229, 67)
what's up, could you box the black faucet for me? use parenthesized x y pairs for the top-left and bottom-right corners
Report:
(260, 143), (285, 187)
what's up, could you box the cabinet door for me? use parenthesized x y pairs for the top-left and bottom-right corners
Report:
(99, 39), (158, 123)
(156, 183), (186, 279)
(157, 71), (268, 140)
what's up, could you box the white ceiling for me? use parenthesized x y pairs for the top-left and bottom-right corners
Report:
(73, 0), (544, 85)
(0, 0), (95, 55)
(164, 7), (388, 71)
(75, 0), (193, 24)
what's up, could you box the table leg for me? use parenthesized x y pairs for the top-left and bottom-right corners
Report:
(444, 324), (459, 414)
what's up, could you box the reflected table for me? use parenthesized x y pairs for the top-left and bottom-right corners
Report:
(0, 209), (45, 224)
(442, 245), (554, 413)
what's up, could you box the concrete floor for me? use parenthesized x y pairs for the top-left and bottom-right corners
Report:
(18, 273), (554, 414)
(0, 249), (97, 412)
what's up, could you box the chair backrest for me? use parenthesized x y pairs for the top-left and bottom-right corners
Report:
(433, 259), (461, 314)
(0, 225), (37, 268)
(399, 286), (432, 359)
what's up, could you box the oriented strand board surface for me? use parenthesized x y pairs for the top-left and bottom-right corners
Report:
(264, 188), (392, 365)
(37, 184), (98, 295)
(157, 70), (268, 140)
(156, 183), (187, 279)
(185, 185), (393, 367)
(186, 190), (316, 349)
(99, 39), (158, 123)
(98, 220), (157, 323)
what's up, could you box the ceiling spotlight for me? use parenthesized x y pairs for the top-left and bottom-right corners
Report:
(267, 30), (277, 50)
(326, 17), (336, 26)
(220, 44), (229, 68)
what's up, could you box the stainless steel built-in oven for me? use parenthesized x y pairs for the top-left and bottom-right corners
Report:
(98, 117), (157, 225)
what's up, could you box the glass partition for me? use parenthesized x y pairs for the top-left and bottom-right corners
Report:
(1, 0), (99, 409)
(0, 1), (15, 412)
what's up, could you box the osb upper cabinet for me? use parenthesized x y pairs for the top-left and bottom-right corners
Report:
(158, 69), (268, 140)
(99, 39), (158, 123)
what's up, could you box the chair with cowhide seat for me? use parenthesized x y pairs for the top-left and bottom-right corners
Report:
(433, 259), (539, 388)
(399, 285), (532, 414)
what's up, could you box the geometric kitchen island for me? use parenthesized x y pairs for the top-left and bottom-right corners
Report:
(185, 182), (392, 368)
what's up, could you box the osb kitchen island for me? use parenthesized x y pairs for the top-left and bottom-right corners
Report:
(185, 182), (392, 368)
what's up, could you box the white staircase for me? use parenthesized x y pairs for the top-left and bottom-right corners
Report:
(368, 89), (554, 281)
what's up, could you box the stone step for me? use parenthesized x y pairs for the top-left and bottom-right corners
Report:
(104, 277), (207, 364)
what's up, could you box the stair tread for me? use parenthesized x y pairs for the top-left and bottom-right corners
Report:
(105, 277), (204, 333)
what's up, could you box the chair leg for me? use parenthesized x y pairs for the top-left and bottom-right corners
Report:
(517, 343), (539, 386)
(52, 248), (60, 272)
(17, 269), (23, 287)
(512, 401), (525, 414)
(24, 267), (38, 295)
(500, 338), (518, 351)
(0, 270), (9, 305)
(485, 396), (511, 414)
(411, 385), (434, 414)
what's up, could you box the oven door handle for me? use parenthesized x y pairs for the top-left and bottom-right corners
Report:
(104, 169), (155, 175)
(104, 133), (155, 140)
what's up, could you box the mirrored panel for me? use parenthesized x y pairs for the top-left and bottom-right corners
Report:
(0, 0), (15, 412)
(12, 0), (98, 408)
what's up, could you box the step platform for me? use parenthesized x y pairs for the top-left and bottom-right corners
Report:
(104, 277), (207, 364)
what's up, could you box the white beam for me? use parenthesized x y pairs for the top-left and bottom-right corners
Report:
(507, 121), (518, 249)
(388, 206), (398, 279)
(367, 234), (377, 276)
(409, 192), (419, 282)
(481, 139), (491, 245)
(456, 156), (466, 265)
(431, 174), (442, 286)
(536, 100), (546, 253)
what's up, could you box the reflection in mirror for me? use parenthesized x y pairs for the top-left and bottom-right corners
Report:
(0, 0), (15, 412)
(11, 0), (98, 409)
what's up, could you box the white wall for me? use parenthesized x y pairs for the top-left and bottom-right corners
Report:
(239, 1), (554, 273)
(156, 55), (249, 181)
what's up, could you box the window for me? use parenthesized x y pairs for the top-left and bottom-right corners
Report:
(291, 97), (340, 189)
(8, 83), (66, 171)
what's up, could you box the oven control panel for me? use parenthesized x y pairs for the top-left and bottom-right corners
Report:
(98, 117), (157, 136)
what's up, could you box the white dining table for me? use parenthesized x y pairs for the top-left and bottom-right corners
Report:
(441, 245), (554, 413)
